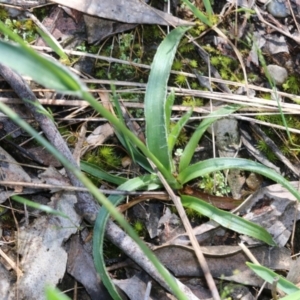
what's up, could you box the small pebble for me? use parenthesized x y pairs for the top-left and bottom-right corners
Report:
(267, 0), (290, 18)
(266, 64), (288, 85)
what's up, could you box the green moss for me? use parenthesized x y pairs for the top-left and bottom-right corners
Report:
(190, 81), (199, 89)
(84, 145), (122, 171)
(182, 96), (203, 107)
(282, 75), (300, 94)
(256, 140), (277, 162)
(210, 53), (239, 81)
(175, 74), (187, 86)
(2, 17), (37, 43)
(172, 60), (183, 71)
(133, 220), (145, 235)
(178, 38), (194, 54)
(0, 7), (9, 21)
(189, 59), (198, 68)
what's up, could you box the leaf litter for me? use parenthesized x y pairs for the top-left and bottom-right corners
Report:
(1, 0), (300, 299)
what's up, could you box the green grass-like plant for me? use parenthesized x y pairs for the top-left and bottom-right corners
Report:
(1, 3), (300, 298)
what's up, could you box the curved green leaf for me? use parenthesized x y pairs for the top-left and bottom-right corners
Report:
(0, 39), (83, 93)
(181, 0), (212, 26)
(179, 104), (241, 172)
(178, 157), (300, 208)
(246, 263), (300, 295)
(93, 175), (185, 300)
(281, 290), (300, 300)
(80, 161), (127, 185)
(165, 90), (175, 126)
(45, 286), (71, 300)
(181, 195), (275, 245)
(168, 108), (193, 154)
(145, 26), (190, 173)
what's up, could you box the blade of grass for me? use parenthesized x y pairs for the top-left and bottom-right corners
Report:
(246, 262), (300, 295)
(145, 26), (191, 173)
(181, 195), (275, 245)
(165, 90), (175, 126)
(45, 286), (71, 300)
(0, 39), (83, 94)
(12, 195), (69, 219)
(93, 175), (162, 300)
(181, 0), (212, 26)
(35, 27), (69, 63)
(281, 290), (300, 300)
(80, 161), (127, 186)
(203, 0), (213, 19)
(179, 104), (241, 172)
(168, 108), (193, 153)
(256, 43), (300, 149)
(178, 157), (300, 203)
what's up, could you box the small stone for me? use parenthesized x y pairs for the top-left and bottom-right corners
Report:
(266, 64), (288, 85)
(267, 0), (290, 18)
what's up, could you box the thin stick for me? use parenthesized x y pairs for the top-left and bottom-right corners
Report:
(148, 159), (221, 300)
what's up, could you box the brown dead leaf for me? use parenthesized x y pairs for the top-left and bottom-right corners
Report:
(237, 181), (300, 247)
(9, 192), (81, 299)
(0, 146), (31, 191)
(84, 15), (137, 44)
(49, 0), (194, 26)
(66, 235), (112, 300)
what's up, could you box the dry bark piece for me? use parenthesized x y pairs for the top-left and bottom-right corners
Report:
(154, 245), (291, 286)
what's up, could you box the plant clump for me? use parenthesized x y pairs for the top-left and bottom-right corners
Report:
(85, 145), (121, 171)
(198, 171), (231, 196)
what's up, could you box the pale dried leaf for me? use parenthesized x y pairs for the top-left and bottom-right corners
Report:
(10, 192), (81, 299)
(49, 0), (194, 26)
(238, 181), (300, 247)
(0, 146), (31, 190)
(113, 275), (154, 300)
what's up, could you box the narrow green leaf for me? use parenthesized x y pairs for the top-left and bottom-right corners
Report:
(281, 290), (300, 300)
(145, 26), (190, 173)
(36, 27), (69, 62)
(12, 195), (68, 219)
(179, 104), (241, 172)
(82, 92), (178, 187)
(246, 263), (300, 295)
(178, 158), (299, 197)
(165, 90), (176, 126)
(202, 0), (213, 19)
(181, 195), (275, 245)
(93, 175), (185, 300)
(80, 161), (127, 185)
(45, 286), (71, 300)
(110, 87), (135, 160)
(168, 108), (193, 153)
(181, 0), (212, 26)
(0, 40), (84, 93)
(178, 157), (300, 211)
